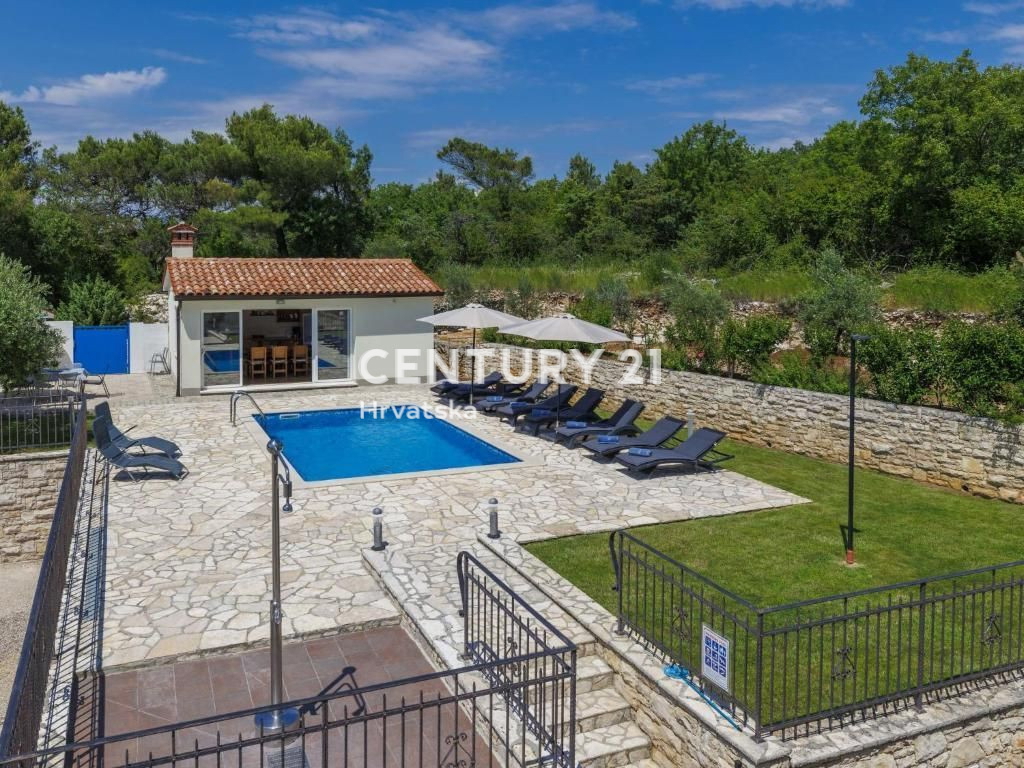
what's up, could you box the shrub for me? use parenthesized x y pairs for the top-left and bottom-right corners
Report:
(940, 321), (1024, 422)
(754, 351), (851, 395)
(798, 248), (880, 360)
(859, 326), (943, 406)
(663, 278), (730, 372)
(720, 315), (791, 377)
(505, 275), (541, 320)
(435, 262), (476, 309)
(55, 275), (127, 326)
(0, 254), (63, 391)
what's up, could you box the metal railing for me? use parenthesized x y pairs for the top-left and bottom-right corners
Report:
(610, 529), (1024, 739)
(1, 550), (577, 768)
(0, 386), (81, 454)
(458, 551), (577, 768)
(0, 396), (88, 758)
(229, 390), (264, 426)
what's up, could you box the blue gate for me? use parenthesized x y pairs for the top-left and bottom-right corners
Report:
(72, 325), (129, 374)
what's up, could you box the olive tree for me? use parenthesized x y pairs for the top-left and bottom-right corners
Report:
(0, 254), (62, 391)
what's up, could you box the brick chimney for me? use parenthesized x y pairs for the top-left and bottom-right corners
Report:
(168, 221), (198, 258)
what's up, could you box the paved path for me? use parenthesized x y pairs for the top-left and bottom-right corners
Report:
(100, 384), (806, 669)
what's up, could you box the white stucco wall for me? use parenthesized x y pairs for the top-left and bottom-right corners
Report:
(175, 296), (436, 395)
(128, 322), (169, 374)
(45, 321), (74, 367)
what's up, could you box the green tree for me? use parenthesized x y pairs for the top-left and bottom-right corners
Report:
(56, 276), (128, 325)
(436, 138), (534, 191)
(225, 104), (373, 257)
(664, 278), (730, 372)
(798, 249), (880, 360)
(0, 254), (62, 391)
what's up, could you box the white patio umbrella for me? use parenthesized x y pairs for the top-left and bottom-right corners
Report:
(418, 303), (525, 404)
(499, 313), (630, 426)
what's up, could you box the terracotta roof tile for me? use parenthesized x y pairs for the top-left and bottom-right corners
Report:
(165, 258), (443, 299)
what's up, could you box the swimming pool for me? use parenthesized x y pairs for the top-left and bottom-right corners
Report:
(254, 406), (522, 482)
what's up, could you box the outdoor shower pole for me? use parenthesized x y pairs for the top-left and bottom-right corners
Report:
(847, 334), (870, 566)
(255, 439), (298, 735)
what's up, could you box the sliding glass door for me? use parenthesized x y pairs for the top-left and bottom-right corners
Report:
(202, 311), (241, 388)
(315, 309), (350, 381)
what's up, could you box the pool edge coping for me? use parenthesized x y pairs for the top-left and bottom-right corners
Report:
(241, 402), (543, 488)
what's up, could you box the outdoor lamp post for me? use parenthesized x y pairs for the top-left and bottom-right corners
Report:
(846, 333), (870, 566)
(254, 439), (299, 735)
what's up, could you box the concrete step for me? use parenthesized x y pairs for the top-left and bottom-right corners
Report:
(576, 654), (614, 694)
(620, 760), (665, 768)
(576, 722), (652, 768)
(555, 688), (633, 733)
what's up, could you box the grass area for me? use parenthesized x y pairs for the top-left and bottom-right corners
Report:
(527, 438), (1024, 610)
(884, 265), (1008, 314)
(463, 263), (643, 296)
(715, 267), (813, 303)
(456, 261), (1011, 315)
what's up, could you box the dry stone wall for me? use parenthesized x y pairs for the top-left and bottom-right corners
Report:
(440, 342), (1024, 503)
(0, 451), (66, 562)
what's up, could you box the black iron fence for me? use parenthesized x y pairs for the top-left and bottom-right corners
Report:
(0, 396), (88, 759)
(0, 385), (82, 454)
(0, 551), (577, 768)
(610, 528), (1024, 739)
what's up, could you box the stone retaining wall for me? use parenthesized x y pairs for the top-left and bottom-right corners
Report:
(0, 451), (67, 562)
(441, 342), (1024, 502)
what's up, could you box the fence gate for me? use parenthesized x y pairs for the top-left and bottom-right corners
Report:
(72, 325), (129, 374)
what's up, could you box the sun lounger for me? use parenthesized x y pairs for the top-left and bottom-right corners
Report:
(431, 370), (502, 396)
(95, 402), (182, 457)
(497, 386), (578, 426)
(470, 380), (550, 412)
(615, 428), (732, 474)
(580, 416), (686, 458)
(519, 388), (605, 435)
(555, 400), (645, 447)
(93, 416), (188, 481)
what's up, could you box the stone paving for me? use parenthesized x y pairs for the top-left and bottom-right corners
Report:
(100, 381), (806, 669)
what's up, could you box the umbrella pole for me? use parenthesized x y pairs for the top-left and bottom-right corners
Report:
(470, 328), (476, 406)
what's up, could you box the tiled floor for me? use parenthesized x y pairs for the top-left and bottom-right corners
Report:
(72, 625), (481, 767)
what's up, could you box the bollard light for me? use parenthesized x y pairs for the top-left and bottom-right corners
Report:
(686, 410), (696, 438)
(371, 507), (387, 551)
(486, 498), (501, 539)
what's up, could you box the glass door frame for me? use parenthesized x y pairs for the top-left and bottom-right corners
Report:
(200, 309), (243, 390)
(312, 307), (353, 383)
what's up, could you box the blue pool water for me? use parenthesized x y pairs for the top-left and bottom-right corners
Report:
(255, 406), (520, 481)
(204, 349), (240, 373)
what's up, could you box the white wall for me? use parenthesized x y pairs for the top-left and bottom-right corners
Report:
(45, 321), (74, 367)
(175, 296), (436, 394)
(129, 322), (169, 374)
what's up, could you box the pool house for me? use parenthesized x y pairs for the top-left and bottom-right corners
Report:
(162, 224), (442, 396)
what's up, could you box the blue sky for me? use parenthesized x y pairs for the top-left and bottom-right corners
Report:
(2, 0), (1022, 184)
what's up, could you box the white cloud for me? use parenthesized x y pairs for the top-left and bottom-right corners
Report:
(462, 2), (636, 34)
(268, 26), (497, 83)
(0, 67), (166, 107)
(713, 96), (841, 125)
(920, 29), (972, 44)
(990, 22), (1024, 40)
(677, 0), (848, 8)
(150, 48), (208, 65)
(235, 10), (378, 44)
(627, 73), (714, 95)
(965, 1), (1024, 14)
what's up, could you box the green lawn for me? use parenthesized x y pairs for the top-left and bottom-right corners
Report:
(527, 438), (1024, 610)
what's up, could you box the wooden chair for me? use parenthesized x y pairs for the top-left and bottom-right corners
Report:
(291, 344), (309, 377)
(271, 346), (289, 378)
(248, 347), (267, 379)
